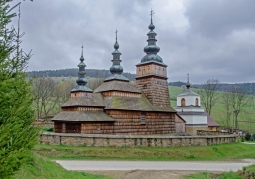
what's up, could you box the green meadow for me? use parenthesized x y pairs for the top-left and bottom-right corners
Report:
(34, 142), (255, 161)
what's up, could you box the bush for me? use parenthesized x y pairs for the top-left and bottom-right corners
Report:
(245, 133), (251, 141)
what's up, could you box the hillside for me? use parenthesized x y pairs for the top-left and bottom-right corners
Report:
(28, 68), (136, 81)
(169, 81), (255, 95)
(12, 153), (107, 179)
(169, 86), (255, 132)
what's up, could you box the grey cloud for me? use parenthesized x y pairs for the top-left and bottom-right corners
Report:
(184, 0), (255, 38)
(8, 0), (255, 84)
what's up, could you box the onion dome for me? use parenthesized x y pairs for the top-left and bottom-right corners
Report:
(104, 30), (129, 82)
(110, 30), (123, 74)
(141, 10), (163, 63)
(71, 46), (92, 92)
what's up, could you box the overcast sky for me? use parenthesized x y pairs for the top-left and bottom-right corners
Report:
(9, 0), (255, 83)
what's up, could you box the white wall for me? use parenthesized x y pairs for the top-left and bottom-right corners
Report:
(177, 95), (201, 106)
(179, 115), (207, 125)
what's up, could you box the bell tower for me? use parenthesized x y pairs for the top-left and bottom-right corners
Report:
(136, 10), (170, 107)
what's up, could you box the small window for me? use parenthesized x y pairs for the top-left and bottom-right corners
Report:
(141, 113), (146, 124)
(195, 98), (199, 106)
(181, 98), (185, 106)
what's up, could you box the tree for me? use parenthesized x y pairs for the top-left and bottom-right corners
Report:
(0, 1), (38, 178)
(229, 87), (252, 129)
(54, 78), (75, 112)
(198, 79), (220, 115)
(87, 77), (104, 90)
(33, 77), (57, 118)
(221, 91), (232, 128)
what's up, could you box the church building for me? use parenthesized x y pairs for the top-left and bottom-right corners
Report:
(51, 12), (186, 135)
(174, 76), (219, 135)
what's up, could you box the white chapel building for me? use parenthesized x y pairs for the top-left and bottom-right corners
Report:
(174, 76), (219, 135)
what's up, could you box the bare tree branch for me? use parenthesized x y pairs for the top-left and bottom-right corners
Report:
(198, 78), (220, 115)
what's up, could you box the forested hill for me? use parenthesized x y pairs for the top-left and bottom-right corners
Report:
(28, 68), (136, 80)
(169, 81), (255, 95)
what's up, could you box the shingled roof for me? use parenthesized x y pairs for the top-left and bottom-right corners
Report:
(52, 111), (115, 122)
(177, 88), (199, 97)
(206, 112), (220, 127)
(104, 94), (176, 112)
(104, 74), (129, 82)
(62, 93), (105, 107)
(177, 111), (206, 116)
(94, 80), (141, 93)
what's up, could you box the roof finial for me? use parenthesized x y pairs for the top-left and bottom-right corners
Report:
(150, 8), (154, 23)
(81, 44), (84, 57)
(114, 30), (119, 50)
(186, 73), (191, 89)
(79, 43), (85, 62)
(115, 29), (118, 42)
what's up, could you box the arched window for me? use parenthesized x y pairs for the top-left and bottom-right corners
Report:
(181, 98), (185, 106)
(195, 98), (199, 106)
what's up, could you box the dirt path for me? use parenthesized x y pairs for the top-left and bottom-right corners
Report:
(85, 170), (220, 179)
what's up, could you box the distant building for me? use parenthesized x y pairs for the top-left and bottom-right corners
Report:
(51, 12), (186, 135)
(174, 76), (219, 135)
(206, 112), (220, 131)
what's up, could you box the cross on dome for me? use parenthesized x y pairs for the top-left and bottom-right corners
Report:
(115, 29), (118, 41)
(81, 44), (84, 56)
(150, 8), (155, 23)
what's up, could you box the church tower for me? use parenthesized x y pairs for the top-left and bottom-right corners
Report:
(70, 45), (93, 98)
(136, 10), (170, 107)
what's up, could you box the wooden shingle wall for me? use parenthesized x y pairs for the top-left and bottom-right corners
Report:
(136, 77), (170, 107)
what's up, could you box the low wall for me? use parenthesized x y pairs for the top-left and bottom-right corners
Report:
(40, 132), (238, 147)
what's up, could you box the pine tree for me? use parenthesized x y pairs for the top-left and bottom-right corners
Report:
(0, 1), (38, 178)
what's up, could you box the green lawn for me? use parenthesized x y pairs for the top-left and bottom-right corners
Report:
(34, 142), (255, 161)
(184, 164), (255, 179)
(169, 86), (255, 133)
(12, 153), (110, 179)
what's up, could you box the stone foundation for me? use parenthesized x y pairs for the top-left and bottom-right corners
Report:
(40, 132), (238, 147)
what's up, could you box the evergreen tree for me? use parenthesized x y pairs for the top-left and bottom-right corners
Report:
(0, 1), (38, 178)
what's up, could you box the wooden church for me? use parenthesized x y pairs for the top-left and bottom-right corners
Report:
(52, 12), (186, 135)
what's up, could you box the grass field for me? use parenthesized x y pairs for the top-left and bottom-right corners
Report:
(34, 142), (255, 161)
(169, 86), (255, 133)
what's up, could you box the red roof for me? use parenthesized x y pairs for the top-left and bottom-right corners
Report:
(206, 112), (220, 127)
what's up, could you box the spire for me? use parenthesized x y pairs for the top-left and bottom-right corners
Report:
(114, 29), (119, 50)
(76, 45), (87, 86)
(149, 8), (155, 30)
(141, 9), (163, 63)
(104, 30), (129, 82)
(80, 44), (84, 61)
(71, 45), (93, 92)
(110, 30), (123, 75)
(186, 73), (191, 89)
